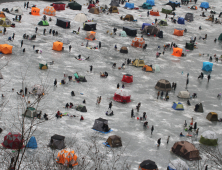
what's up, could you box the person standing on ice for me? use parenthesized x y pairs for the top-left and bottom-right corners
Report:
(207, 74), (211, 82)
(27, 2), (29, 9)
(151, 125), (154, 135)
(43, 29), (46, 35)
(24, 2), (26, 8)
(21, 40), (23, 47)
(108, 101), (112, 110)
(90, 65), (93, 72)
(99, 41), (101, 48)
(117, 83), (119, 89)
(167, 136), (170, 144)
(157, 138), (161, 147)
(143, 112), (146, 120)
(160, 91), (164, 98)
(54, 79), (57, 87)
(35, 27), (38, 33)
(49, 29), (52, 34)
(69, 45), (72, 52)
(174, 83), (177, 90)
(131, 108), (134, 118)
(147, 10), (149, 17)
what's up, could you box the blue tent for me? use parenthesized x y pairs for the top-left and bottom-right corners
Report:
(142, 23), (151, 30)
(142, 3), (152, 9)
(26, 136), (37, 149)
(200, 2), (209, 9)
(146, 0), (155, 6)
(172, 102), (184, 110)
(202, 62), (213, 72)
(177, 17), (185, 24)
(124, 2), (134, 9)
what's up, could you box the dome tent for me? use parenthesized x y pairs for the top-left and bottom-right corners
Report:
(172, 48), (183, 57)
(123, 14), (134, 21)
(38, 20), (49, 26)
(31, 7), (40, 16)
(109, 6), (118, 13)
(2, 132), (24, 149)
(218, 33), (222, 41)
(76, 105), (87, 112)
(132, 59), (145, 67)
(199, 131), (218, 146)
(172, 102), (184, 110)
(123, 27), (137, 36)
(74, 13), (87, 22)
(142, 65), (153, 72)
(150, 7), (160, 16)
(131, 37), (145, 48)
(85, 31), (96, 41)
(10, 7), (23, 15)
(56, 149), (78, 167)
(0, 44), (13, 54)
(49, 134), (65, 150)
(26, 136), (37, 149)
(92, 118), (111, 133)
(185, 13), (193, 21)
(43, 6), (56, 16)
(88, 7), (100, 14)
(52, 41), (63, 51)
(202, 62), (213, 72)
(168, 159), (189, 170)
(53, 2), (66, 11)
(23, 107), (37, 118)
(56, 18), (70, 29)
(120, 31), (127, 37)
(113, 89), (131, 103)
(120, 46), (128, 53)
(142, 26), (160, 35)
(142, 23), (151, 30)
(39, 61), (48, 70)
(206, 112), (218, 121)
(68, 1), (82, 10)
(177, 91), (190, 99)
(142, 3), (152, 10)
(155, 79), (171, 91)
(124, 3), (134, 9)
(0, 18), (12, 27)
(105, 135), (122, 147)
(200, 2), (209, 9)
(185, 42), (194, 50)
(138, 160), (158, 170)
(194, 103), (204, 112)
(122, 74), (133, 83)
(146, 0), (155, 6)
(158, 19), (167, 26)
(84, 22), (96, 31)
(161, 8), (172, 14)
(110, 0), (120, 7)
(177, 17), (185, 24)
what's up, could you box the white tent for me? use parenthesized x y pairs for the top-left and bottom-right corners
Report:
(74, 13), (87, 22)
(10, 7), (23, 15)
(177, 91), (190, 99)
(168, 159), (189, 170)
(201, 131), (217, 140)
(62, 38), (70, 45)
(154, 64), (160, 73)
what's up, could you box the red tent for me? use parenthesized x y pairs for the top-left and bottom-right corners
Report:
(2, 132), (24, 149)
(113, 89), (131, 103)
(122, 74), (133, 83)
(88, 4), (95, 9)
(53, 3), (66, 11)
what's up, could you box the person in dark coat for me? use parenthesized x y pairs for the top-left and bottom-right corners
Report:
(147, 10), (149, 17)
(207, 74), (211, 82)
(143, 112), (146, 120)
(12, 33), (15, 40)
(19, 15), (22, 22)
(131, 108), (134, 118)
(24, 2), (26, 8)
(25, 87), (27, 96)
(52, 30), (55, 36)
(99, 41), (101, 48)
(90, 65), (93, 72)
(83, 99), (86, 104)
(27, 1), (29, 8)
(193, 122), (197, 130)
(161, 91), (164, 98)
(21, 40), (23, 47)
(23, 48), (25, 52)
(151, 125), (154, 135)
(43, 29), (46, 35)
(35, 27), (38, 33)
(54, 79), (57, 87)
(117, 83), (119, 89)
(49, 29), (52, 34)
(108, 101), (112, 109)
(71, 91), (75, 96)
(157, 138), (161, 147)
(69, 45), (72, 52)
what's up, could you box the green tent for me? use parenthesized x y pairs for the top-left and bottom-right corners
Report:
(120, 31), (127, 37)
(68, 2), (82, 10)
(158, 19), (167, 26)
(39, 61), (48, 70)
(185, 43), (194, 50)
(199, 131), (218, 146)
(218, 33), (222, 40)
(142, 3), (152, 9)
(38, 20), (49, 26)
(76, 105), (87, 112)
(161, 8), (172, 14)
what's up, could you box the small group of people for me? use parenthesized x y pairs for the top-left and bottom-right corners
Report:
(37, 111), (48, 120)
(96, 96), (102, 105)
(157, 91), (169, 101)
(136, 102), (141, 112)
(106, 110), (114, 116)
(65, 102), (74, 109)
(171, 82), (177, 91)
(100, 71), (108, 77)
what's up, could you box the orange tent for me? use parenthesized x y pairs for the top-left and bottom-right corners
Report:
(0, 44), (13, 54)
(172, 48), (183, 57)
(0, 11), (6, 18)
(173, 28), (184, 36)
(52, 41), (63, 51)
(43, 6), (56, 16)
(85, 31), (96, 41)
(150, 11), (160, 16)
(131, 37), (145, 48)
(142, 65), (153, 72)
(56, 149), (78, 167)
(31, 7), (40, 16)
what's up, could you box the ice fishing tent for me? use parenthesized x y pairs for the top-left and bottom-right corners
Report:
(158, 31), (163, 38)
(30, 84), (44, 95)
(74, 13), (87, 22)
(138, 160), (158, 170)
(172, 102), (184, 110)
(177, 91), (190, 99)
(199, 131), (218, 146)
(88, 4), (95, 9)
(0, 18), (12, 27)
(0, 44), (13, 54)
(131, 37), (145, 48)
(110, 0), (120, 7)
(26, 136), (37, 149)
(172, 48), (183, 57)
(23, 107), (37, 118)
(150, 8), (160, 16)
(106, 135), (122, 147)
(173, 28), (184, 36)
(133, 59), (145, 67)
(56, 149), (78, 167)
(168, 159), (189, 170)
(123, 27), (137, 36)
(120, 31), (127, 37)
(185, 13), (193, 21)
(218, 33), (222, 41)
(76, 105), (87, 112)
(161, 7), (172, 14)
(146, 0), (155, 6)
(113, 89), (131, 103)
(194, 103), (203, 112)
(155, 79), (171, 91)
(154, 64), (160, 72)
(202, 62), (213, 72)
(109, 6), (118, 13)
(85, 31), (96, 41)
(142, 65), (153, 72)
(52, 41), (63, 51)
(158, 19), (167, 26)
(49, 134), (65, 150)
(43, 6), (56, 16)
(75, 75), (87, 82)
(88, 7), (100, 14)
(177, 17), (185, 24)
(123, 14), (134, 21)
(120, 46), (128, 53)
(142, 23), (151, 30)
(39, 61), (48, 70)
(31, 7), (40, 16)
(142, 3), (152, 10)
(124, 3), (134, 9)
(122, 74), (133, 83)
(142, 26), (160, 35)
(92, 118), (110, 132)
(172, 141), (200, 160)
(56, 18), (70, 28)
(206, 112), (218, 121)
(0, 11), (6, 18)
(10, 7), (23, 15)
(84, 22), (96, 31)
(200, 2), (209, 9)
(38, 20), (49, 26)
(185, 42), (194, 50)
(68, 2), (82, 10)
(53, 3), (66, 11)
(2, 132), (24, 149)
